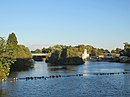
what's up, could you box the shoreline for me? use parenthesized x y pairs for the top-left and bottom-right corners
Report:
(90, 57), (130, 63)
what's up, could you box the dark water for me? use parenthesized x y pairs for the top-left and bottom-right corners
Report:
(1, 62), (130, 97)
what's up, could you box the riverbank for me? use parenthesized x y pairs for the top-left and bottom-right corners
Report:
(90, 57), (130, 63)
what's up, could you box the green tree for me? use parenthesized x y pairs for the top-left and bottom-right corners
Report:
(16, 45), (32, 58)
(42, 48), (52, 53)
(0, 37), (16, 81)
(7, 32), (18, 47)
(32, 49), (42, 53)
(111, 50), (116, 53)
(111, 48), (122, 54)
(123, 42), (130, 57)
(90, 48), (97, 56)
(35, 49), (42, 53)
(47, 50), (62, 64)
(47, 45), (83, 65)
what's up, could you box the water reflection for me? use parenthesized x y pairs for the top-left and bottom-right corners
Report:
(7, 61), (130, 78)
(47, 65), (80, 75)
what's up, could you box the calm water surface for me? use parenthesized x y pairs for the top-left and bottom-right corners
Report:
(1, 61), (130, 97)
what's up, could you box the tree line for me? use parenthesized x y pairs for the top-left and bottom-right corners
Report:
(32, 44), (110, 56)
(32, 43), (130, 57)
(31, 43), (130, 65)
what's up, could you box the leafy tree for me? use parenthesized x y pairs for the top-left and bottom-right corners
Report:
(34, 49), (42, 53)
(123, 42), (130, 57)
(96, 48), (110, 56)
(42, 48), (46, 53)
(42, 48), (52, 53)
(7, 32), (32, 58)
(119, 50), (125, 56)
(104, 49), (110, 53)
(7, 32), (18, 47)
(90, 48), (97, 56)
(16, 45), (32, 58)
(0, 37), (16, 80)
(111, 50), (116, 53)
(0, 33), (33, 76)
(47, 46), (84, 65)
(47, 50), (62, 64)
(124, 42), (130, 49)
(111, 48), (122, 54)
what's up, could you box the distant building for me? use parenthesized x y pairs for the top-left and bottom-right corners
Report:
(98, 53), (120, 59)
(111, 53), (120, 57)
(98, 55), (104, 58)
(81, 49), (89, 60)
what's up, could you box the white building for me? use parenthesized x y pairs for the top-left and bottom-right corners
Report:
(81, 49), (89, 60)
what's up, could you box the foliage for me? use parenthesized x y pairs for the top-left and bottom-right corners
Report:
(42, 44), (101, 56)
(48, 50), (62, 64)
(11, 45), (33, 71)
(47, 46), (84, 65)
(110, 42), (130, 57)
(111, 48), (122, 54)
(123, 42), (130, 57)
(0, 32), (33, 80)
(0, 37), (16, 80)
(16, 45), (32, 58)
(7, 33), (32, 59)
(96, 48), (110, 55)
(31, 49), (42, 53)
(7, 32), (18, 47)
(42, 48), (52, 53)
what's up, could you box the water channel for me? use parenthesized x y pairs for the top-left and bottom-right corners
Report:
(1, 61), (130, 97)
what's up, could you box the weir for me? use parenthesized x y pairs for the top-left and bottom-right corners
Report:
(5, 71), (129, 82)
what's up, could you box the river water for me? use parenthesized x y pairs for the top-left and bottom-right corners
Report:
(1, 61), (130, 97)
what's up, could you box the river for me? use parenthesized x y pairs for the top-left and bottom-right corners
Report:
(1, 61), (130, 97)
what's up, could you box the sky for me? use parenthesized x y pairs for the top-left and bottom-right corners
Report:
(0, 0), (130, 50)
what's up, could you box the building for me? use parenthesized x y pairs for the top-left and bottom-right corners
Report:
(81, 49), (89, 60)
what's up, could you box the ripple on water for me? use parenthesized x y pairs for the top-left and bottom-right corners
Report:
(1, 74), (129, 97)
(1, 62), (130, 97)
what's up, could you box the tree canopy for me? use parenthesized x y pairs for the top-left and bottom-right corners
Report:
(0, 37), (16, 80)
(16, 45), (32, 58)
(123, 42), (130, 57)
(7, 32), (18, 47)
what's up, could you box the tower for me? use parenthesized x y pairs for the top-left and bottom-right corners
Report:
(82, 49), (89, 60)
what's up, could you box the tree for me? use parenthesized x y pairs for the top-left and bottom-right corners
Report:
(16, 45), (32, 58)
(104, 49), (110, 53)
(7, 32), (18, 47)
(42, 48), (46, 53)
(111, 50), (116, 53)
(124, 42), (130, 49)
(42, 48), (52, 53)
(0, 37), (16, 81)
(123, 42), (130, 57)
(33, 49), (42, 53)
(111, 48), (122, 54)
(90, 48), (97, 56)
(47, 46), (84, 65)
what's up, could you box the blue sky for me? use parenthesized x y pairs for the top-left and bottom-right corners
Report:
(0, 0), (130, 50)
